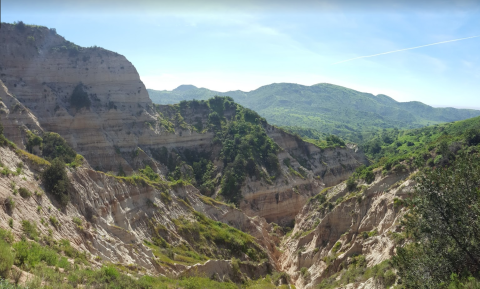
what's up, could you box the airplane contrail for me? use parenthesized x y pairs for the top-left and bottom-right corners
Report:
(333, 35), (480, 64)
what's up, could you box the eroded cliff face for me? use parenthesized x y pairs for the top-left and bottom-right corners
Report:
(0, 23), (369, 230)
(0, 144), (277, 280)
(279, 167), (414, 289)
(0, 23), (386, 287)
(0, 23), (163, 173)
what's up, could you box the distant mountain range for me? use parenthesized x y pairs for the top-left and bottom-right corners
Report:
(148, 83), (480, 143)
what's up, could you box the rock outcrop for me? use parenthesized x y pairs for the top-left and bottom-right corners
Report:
(0, 144), (276, 278)
(279, 167), (414, 288)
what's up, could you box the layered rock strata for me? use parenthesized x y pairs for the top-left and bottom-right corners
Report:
(279, 168), (414, 288)
(0, 23), (368, 228)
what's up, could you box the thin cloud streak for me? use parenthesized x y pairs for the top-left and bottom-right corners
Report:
(333, 35), (480, 64)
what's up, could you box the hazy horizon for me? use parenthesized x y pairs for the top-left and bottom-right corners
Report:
(3, 0), (480, 109)
(147, 82), (480, 111)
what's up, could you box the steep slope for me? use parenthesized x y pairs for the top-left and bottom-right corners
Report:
(280, 166), (414, 288)
(0, 23), (368, 230)
(278, 115), (480, 288)
(0, 140), (276, 283)
(0, 23), (371, 288)
(148, 83), (480, 143)
(0, 23), (154, 172)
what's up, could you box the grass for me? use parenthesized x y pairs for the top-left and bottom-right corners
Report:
(49, 216), (60, 229)
(198, 195), (226, 207)
(66, 154), (84, 168)
(18, 187), (32, 198)
(72, 217), (82, 226)
(15, 149), (50, 166)
(21, 220), (39, 241)
(332, 242), (342, 253)
(318, 257), (395, 289)
(172, 211), (267, 262)
(147, 211), (267, 267)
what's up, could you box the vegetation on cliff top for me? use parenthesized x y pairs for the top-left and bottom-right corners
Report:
(152, 96), (281, 206)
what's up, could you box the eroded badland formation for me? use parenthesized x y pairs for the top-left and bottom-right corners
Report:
(0, 23), (418, 288)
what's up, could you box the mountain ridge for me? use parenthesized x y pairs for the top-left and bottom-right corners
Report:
(148, 83), (480, 143)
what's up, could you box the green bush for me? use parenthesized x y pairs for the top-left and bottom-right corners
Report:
(26, 131), (42, 153)
(70, 83), (90, 110)
(346, 177), (357, 191)
(13, 240), (58, 267)
(101, 265), (120, 281)
(139, 165), (160, 182)
(21, 220), (39, 241)
(42, 132), (77, 163)
(0, 241), (14, 278)
(14, 21), (26, 32)
(41, 158), (70, 206)
(0, 229), (13, 245)
(465, 128), (480, 146)
(18, 187), (32, 198)
(49, 216), (60, 229)
(57, 257), (70, 270)
(332, 242), (342, 253)
(72, 217), (82, 226)
(394, 153), (480, 287)
(5, 197), (15, 212)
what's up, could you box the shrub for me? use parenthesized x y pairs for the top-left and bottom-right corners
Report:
(72, 217), (82, 226)
(5, 197), (15, 212)
(139, 165), (160, 182)
(300, 267), (309, 277)
(42, 158), (70, 206)
(383, 270), (396, 287)
(18, 187), (32, 198)
(364, 170), (375, 184)
(57, 257), (70, 270)
(0, 241), (14, 278)
(70, 83), (90, 110)
(49, 216), (60, 228)
(394, 153), (480, 287)
(160, 191), (172, 203)
(13, 240), (58, 267)
(21, 220), (39, 241)
(14, 21), (26, 32)
(101, 265), (120, 281)
(346, 177), (357, 191)
(332, 241), (342, 253)
(466, 129), (480, 146)
(42, 132), (77, 163)
(0, 229), (13, 245)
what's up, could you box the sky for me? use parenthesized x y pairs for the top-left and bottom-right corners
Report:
(2, 0), (480, 109)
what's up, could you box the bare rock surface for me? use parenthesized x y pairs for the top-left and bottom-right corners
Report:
(279, 169), (414, 288)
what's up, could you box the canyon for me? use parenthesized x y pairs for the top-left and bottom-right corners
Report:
(0, 23), (410, 288)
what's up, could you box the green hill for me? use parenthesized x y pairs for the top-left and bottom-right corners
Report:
(148, 83), (480, 143)
(360, 114), (480, 162)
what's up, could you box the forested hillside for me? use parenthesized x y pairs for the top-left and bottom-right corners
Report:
(148, 83), (480, 143)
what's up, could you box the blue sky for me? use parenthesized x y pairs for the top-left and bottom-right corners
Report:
(3, 0), (480, 109)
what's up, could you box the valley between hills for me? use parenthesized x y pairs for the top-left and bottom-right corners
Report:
(0, 21), (480, 289)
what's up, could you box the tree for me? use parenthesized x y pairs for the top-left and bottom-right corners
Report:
(465, 128), (480, 146)
(42, 132), (77, 163)
(70, 82), (91, 110)
(15, 21), (26, 32)
(42, 158), (70, 206)
(394, 153), (480, 288)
